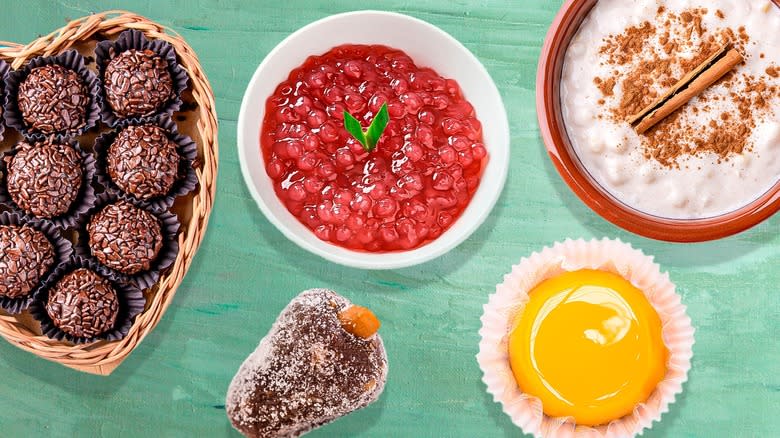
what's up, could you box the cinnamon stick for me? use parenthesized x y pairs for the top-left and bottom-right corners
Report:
(629, 43), (743, 134)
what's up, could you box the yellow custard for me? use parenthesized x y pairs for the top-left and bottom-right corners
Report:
(508, 269), (668, 426)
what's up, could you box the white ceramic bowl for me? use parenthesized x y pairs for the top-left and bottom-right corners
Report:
(237, 10), (510, 269)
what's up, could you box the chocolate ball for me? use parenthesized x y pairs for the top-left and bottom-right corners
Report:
(6, 141), (83, 218)
(107, 125), (180, 199)
(104, 49), (173, 118)
(0, 225), (55, 299)
(87, 200), (163, 275)
(46, 268), (119, 338)
(18, 64), (89, 135)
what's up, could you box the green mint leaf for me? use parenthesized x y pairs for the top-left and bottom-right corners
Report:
(365, 103), (389, 152)
(343, 103), (390, 153)
(343, 110), (368, 150)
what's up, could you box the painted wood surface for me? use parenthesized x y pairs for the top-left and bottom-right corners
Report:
(0, 1), (777, 436)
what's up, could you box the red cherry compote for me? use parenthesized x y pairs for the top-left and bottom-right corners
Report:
(261, 44), (488, 252)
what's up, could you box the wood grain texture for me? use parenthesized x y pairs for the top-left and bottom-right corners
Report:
(0, 1), (778, 437)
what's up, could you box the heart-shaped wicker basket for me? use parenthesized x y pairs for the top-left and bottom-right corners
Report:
(0, 11), (218, 375)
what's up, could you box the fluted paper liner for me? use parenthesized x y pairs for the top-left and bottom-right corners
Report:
(0, 60), (9, 142)
(476, 238), (695, 438)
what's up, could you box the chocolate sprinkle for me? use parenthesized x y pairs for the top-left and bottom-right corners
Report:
(0, 224), (55, 299)
(107, 125), (180, 199)
(45, 268), (119, 339)
(6, 141), (83, 218)
(103, 49), (173, 118)
(17, 64), (89, 135)
(87, 200), (163, 275)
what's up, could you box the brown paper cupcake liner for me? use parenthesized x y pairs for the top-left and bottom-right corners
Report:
(95, 29), (189, 128)
(29, 256), (145, 345)
(93, 115), (198, 213)
(3, 50), (101, 141)
(0, 212), (73, 314)
(76, 192), (181, 290)
(0, 60), (10, 142)
(0, 139), (98, 229)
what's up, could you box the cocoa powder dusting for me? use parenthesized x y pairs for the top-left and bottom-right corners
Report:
(595, 7), (779, 167)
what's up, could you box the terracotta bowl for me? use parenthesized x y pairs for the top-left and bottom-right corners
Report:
(536, 0), (780, 242)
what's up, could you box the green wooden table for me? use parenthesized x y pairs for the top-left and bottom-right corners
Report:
(0, 1), (777, 437)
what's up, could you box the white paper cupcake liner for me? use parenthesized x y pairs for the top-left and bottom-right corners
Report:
(476, 238), (695, 438)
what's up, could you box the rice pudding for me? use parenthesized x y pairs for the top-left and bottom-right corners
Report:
(561, 0), (780, 219)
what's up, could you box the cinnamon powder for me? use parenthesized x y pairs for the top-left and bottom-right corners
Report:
(594, 7), (779, 167)
(599, 21), (655, 65)
(593, 76), (615, 96)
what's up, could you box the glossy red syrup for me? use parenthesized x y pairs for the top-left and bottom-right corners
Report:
(261, 44), (487, 252)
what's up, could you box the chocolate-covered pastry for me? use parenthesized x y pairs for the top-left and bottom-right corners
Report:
(45, 268), (119, 339)
(87, 200), (163, 275)
(5, 141), (83, 218)
(226, 289), (388, 438)
(103, 49), (173, 118)
(0, 224), (55, 299)
(107, 125), (180, 199)
(17, 64), (89, 135)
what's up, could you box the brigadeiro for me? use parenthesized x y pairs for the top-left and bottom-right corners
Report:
(4, 51), (100, 139)
(0, 225), (54, 298)
(94, 117), (198, 212)
(79, 194), (180, 289)
(104, 49), (173, 118)
(0, 212), (73, 314)
(0, 140), (97, 228)
(21, 65), (87, 133)
(47, 268), (119, 339)
(6, 141), (81, 216)
(88, 201), (162, 275)
(95, 29), (188, 126)
(30, 257), (145, 344)
(109, 124), (179, 199)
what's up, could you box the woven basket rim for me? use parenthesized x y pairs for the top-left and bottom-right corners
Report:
(0, 10), (218, 375)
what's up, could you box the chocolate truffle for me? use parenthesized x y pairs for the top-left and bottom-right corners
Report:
(46, 268), (119, 338)
(0, 225), (55, 299)
(17, 64), (89, 135)
(6, 141), (83, 218)
(108, 125), (180, 199)
(87, 200), (163, 275)
(104, 49), (173, 118)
